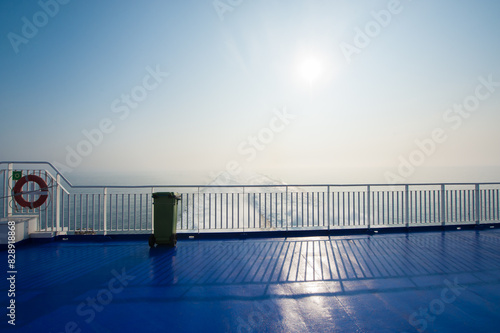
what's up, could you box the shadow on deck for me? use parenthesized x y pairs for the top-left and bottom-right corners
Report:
(2, 229), (500, 332)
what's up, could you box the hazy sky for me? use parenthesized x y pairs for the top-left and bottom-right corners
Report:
(1, 0), (499, 185)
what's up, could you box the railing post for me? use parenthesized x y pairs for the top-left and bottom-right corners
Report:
(405, 184), (409, 228)
(441, 184), (446, 226)
(7, 163), (13, 217)
(367, 185), (371, 230)
(103, 187), (108, 235)
(55, 174), (61, 232)
(475, 183), (480, 225)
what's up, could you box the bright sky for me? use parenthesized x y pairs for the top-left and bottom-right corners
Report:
(1, 0), (499, 185)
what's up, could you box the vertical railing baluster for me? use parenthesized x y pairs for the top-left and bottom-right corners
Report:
(367, 186), (371, 229)
(440, 185), (445, 226)
(342, 192), (346, 226)
(85, 194), (89, 231)
(247, 191), (251, 230)
(139, 193), (142, 231)
(395, 190), (399, 224)
(218, 193), (221, 229)
(466, 189), (469, 223)
(179, 193), (183, 230)
(423, 191), (426, 224)
(415, 190), (419, 224)
(323, 191), (326, 227)
(308, 192), (311, 227)
(269, 192), (272, 228)
(97, 193), (101, 232)
(347, 192), (350, 226)
(375, 191), (379, 226)
(432, 190), (436, 223)
(317, 192), (320, 227)
(54, 174), (61, 232)
(294, 192), (298, 227)
(79, 194), (83, 232)
(271, 192), (273, 228)
(91, 194), (95, 232)
(263, 192), (266, 229)
(144, 193), (147, 230)
(114, 193), (118, 231)
(59, 191), (65, 232)
(353, 191), (356, 226)
(454, 190), (457, 223)
(337, 192), (340, 227)
(220, 192), (224, 230)
(197, 189), (200, 233)
(431, 190), (434, 223)
(496, 189), (499, 221)
(356, 191), (359, 226)
(295, 192), (298, 228)
(120, 194), (124, 231)
(251, 193), (255, 229)
(468, 189), (475, 222)
(192, 193), (195, 230)
(73, 194), (76, 232)
(460, 190), (464, 222)
(285, 187), (288, 231)
(404, 185), (409, 228)
(481, 189), (485, 222)
(446, 188), (450, 224)
(127, 194), (130, 232)
(116, 193), (125, 231)
(381, 191), (384, 226)
(485, 190), (488, 221)
(482, 189), (486, 221)
(133, 194), (137, 231)
(426, 190), (429, 224)
(276, 191), (280, 229)
(66, 193), (70, 232)
(352, 192), (355, 226)
(489, 189), (492, 221)
(475, 184), (480, 225)
(327, 186), (331, 230)
(389, 191), (393, 225)
(237, 191), (240, 230)
(301, 192), (304, 227)
(459, 189), (463, 222)
(319, 192), (322, 227)
(416, 189), (419, 224)
(6, 164), (13, 217)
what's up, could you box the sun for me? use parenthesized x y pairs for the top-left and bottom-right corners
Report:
(299, 56), (323, 84)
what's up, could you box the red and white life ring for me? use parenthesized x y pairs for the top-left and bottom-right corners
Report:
(12, 175), (49, 209)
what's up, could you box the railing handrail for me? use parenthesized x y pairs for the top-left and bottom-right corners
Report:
(1, 161), (500, 189)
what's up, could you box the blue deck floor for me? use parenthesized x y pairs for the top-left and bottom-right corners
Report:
(2, 229), (500, 332)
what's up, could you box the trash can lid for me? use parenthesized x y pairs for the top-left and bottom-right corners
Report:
(152, 192), (181, 199)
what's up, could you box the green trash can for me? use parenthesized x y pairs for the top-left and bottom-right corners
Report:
(149, 192), (181, 247)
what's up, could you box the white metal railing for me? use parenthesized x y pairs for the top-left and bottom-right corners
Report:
(1, 162), (499, 235)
